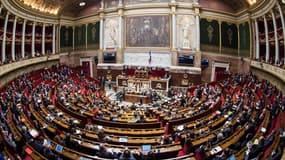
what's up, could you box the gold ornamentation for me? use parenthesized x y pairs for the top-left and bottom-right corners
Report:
(155, 83), (162, 89)
(181, 79), (189, 86)
(78, 29), (82, 43)
(227, 28), (233, 46)
(91, 26), (97, 41)
(65, 30), (69, 45)
(242, 29), (246, 47)
(207, 25), (214, 43)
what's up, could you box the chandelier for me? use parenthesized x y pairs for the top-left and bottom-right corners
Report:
(19, 0), (60, 15)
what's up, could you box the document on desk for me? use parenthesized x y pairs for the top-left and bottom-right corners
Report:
(79, 157), (92, 160)
(210, 146), (222, 155)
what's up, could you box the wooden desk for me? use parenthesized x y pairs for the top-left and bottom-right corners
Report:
(124, 94), (150, 104)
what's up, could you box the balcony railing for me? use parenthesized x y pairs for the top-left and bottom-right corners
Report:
(251, 60), (285, 82)
(0, 54), (59, 77)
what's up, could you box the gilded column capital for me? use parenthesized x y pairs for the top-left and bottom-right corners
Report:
(218, 20), (222, 24)
(118, 9), (124, 17)
(169, 2), (178, 8)
(194, 8), (200, 16)
(99, 12), (105, 19)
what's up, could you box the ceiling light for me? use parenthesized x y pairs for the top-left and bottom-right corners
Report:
(79, 2), (86, 7)
(247, 0), (257, 5)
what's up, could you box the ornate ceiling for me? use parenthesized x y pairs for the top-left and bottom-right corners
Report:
(15, 0), (259, 17)
(58, 0), (101, 17)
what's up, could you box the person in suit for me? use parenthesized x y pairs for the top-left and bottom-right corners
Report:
(119, 149), (136, 160)
(96, 144), (117, 159)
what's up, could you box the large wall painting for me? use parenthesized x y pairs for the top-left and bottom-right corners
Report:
(177, 15), (196, 50)
(126, 16), (170, 47)
(104, 17), (119, 49)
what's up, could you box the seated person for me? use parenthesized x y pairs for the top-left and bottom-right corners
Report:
(215, 148), (236, 160)
(119, 148), (136, 160)
(159, 135), (172, 145)
(97, 144), (117, 159)
(195, 145), (207, 160)
(269, 146), (282, 160)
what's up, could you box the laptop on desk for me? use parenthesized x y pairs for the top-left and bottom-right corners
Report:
(55, 144), (63, 153)
(119, 137), (128, 143)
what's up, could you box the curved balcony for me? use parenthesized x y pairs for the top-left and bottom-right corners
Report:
(251, 60), (285, 82)
(0, 54), (59, 77)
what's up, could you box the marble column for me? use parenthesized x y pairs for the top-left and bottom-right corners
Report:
(86, 24), (88, 49)
(171, 4), (176, 50)
(99, 13), (104, 64)
(32, 21), (36, 57)
(271, 10), (279, 64)
(249, 18), (254, 59)
(195, 8), (200, 51)
(254, 19), (260, 60)
(22, 19), (27, 58)
(42, 23), (46, 55)
(2, 12), (9, 62)
(117, 7), (124, 63)
(100, 0), (104, 9)
(263, 16), (269, 62)
(118, 15), (122, 49)
(72, 26), (75, 51)
(118, 2), (123, 50)
(12, 16), (17, 61)
(219, 20), (222, 54)
(57, 25), (60, 53)
(99, 14), (104, 50)
(277, 3), (285, 64)
(237, 24), (240, 56)
(52, 24), (56, 54)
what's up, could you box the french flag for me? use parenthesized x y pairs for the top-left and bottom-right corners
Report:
(148, 50), (152, 64)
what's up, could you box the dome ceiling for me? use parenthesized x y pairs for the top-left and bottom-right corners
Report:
(16, 0), (259, 17)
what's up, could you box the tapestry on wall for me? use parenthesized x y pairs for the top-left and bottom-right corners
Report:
(221, 22), (238, 55)
(87, 22), (100, 49)
(126, 15), (170, 47)
(200, 18), (219, 53)
(239, 22), (250, 57)
(60, 26), (73, 52)
(74, 25), (86, 50)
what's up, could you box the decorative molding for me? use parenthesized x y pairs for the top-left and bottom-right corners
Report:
(250, 0), (277, 19)
(3, 0), (58, 24)
(169, 66), (201, 74)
